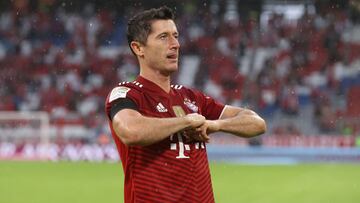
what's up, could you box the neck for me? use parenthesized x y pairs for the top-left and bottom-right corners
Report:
(140, 68), (171, 93)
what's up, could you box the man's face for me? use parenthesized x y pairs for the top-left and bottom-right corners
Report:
(142, 19), (180, 75)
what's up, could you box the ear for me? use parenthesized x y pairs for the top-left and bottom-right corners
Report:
(130, 41), (144, 57)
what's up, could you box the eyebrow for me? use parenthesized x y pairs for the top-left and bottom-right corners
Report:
(155, 31), (179, 38)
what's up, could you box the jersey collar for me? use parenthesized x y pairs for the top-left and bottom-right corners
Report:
(136, 76), (175, 97)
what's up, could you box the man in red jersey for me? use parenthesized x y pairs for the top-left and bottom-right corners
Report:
(105, 6), (266, 203)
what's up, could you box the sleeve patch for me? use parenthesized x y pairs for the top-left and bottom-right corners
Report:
(109, 86), (131, 102)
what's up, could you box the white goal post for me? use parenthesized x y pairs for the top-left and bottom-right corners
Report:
(0, 111), (50, 144)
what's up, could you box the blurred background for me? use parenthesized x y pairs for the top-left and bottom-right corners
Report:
(1, 0), (360, 163)
(1, 1), (360, 203)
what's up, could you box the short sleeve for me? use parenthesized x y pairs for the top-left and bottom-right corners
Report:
(193, 90), (225, 120)
(105, 85), (142, 120)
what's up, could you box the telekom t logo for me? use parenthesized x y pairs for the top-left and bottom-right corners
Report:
(170, 133), (190, 158)
(170, 134), (205, 159)
(171, 106), (205, 159)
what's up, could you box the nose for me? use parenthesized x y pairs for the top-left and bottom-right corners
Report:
(170, 36), (180, 50)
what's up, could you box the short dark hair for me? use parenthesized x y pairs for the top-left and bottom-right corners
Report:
(127, 6), (175, 52)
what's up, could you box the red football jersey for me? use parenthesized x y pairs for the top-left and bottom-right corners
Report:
(105, 76), (225, 203)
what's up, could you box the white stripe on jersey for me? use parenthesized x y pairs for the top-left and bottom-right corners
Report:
(171, 85), (183, 90)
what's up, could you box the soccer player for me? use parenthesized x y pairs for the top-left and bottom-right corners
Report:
(105, 6), (266, 203)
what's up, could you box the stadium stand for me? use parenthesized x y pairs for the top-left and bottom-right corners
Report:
(1, 0), (360, 161)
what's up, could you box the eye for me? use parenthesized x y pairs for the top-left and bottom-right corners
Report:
(159, 35), (167, 40)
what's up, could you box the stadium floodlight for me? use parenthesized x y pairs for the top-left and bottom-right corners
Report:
(0, 111), (50, 144)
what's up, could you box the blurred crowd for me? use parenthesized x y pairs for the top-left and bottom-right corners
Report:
(1, 0), (360, 141)
(0, 141), (119, 162)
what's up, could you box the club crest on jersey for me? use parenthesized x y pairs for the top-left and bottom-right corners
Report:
(156, 102), (168, 112)
(184, 98), (198, 113)
(109, 86), (131, 102)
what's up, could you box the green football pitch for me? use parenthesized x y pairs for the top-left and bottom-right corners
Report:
(0, 161), (359, 203)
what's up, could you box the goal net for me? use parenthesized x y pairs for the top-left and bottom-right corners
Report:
(0, 111), (50, 144)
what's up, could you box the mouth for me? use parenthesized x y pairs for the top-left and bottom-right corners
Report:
(166, 53), (178, 61)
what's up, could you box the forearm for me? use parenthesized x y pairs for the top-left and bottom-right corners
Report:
(112, 110), (205, 146)
(114, 115), (190, 146)
(216, 109), (266, 138)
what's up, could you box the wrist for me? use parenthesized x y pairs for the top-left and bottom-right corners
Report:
(183, 115), (192, 128)
(215, 120), (222, 131)
(208, 120), (221, 132)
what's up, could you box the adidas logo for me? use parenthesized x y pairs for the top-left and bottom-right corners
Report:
(156, 103), (168, 112)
